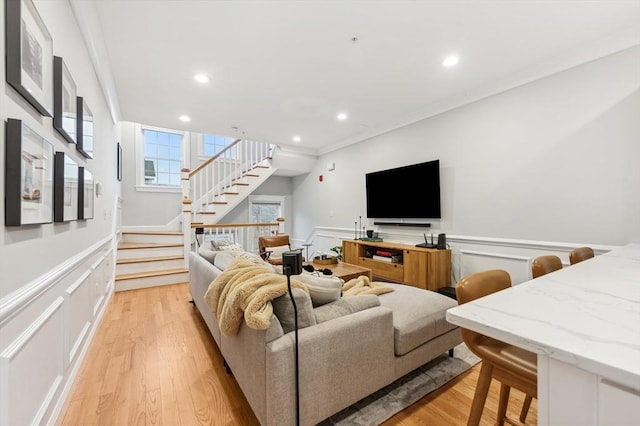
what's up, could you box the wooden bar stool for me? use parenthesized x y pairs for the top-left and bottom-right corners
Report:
(531, 255), (562, 279)
(456, 270), (537, 426)
(569, 246), (594, 265)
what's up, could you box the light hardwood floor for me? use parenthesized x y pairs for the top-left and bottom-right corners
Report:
(57, 283), (537, 425)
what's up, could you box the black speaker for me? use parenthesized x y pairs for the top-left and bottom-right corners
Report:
(283, 251), (303, 275)
(437, 233), (447, 249)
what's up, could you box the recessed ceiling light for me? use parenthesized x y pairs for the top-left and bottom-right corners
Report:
(442, 56), (459, 67)
(179, 115), (191, 122)
(337, 112), (348, 121)
(292, 136), (301, 142)
(194, 73), (209, 83)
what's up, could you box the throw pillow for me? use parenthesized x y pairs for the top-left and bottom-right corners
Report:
(234, 251), (275, 271)
(221, 243), (244, 254)
(294, 272), (343, 307)
(213, 251), (237, 271)
(210, 238), (233, 251)
(265, 244), (290, 261)
(314, 295), (380, 324)
(272, 288), (316, 334)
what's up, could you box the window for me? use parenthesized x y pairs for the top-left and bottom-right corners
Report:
(143, 128), (182, 186)
(203, 133), (235, 157)
(248, 195), (285, 252)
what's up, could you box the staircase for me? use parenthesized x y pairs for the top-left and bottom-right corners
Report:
(114, 139), (276, 292)
(115, 231), (188, 291)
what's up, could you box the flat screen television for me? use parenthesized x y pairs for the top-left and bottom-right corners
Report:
(366, 159), (441, 219)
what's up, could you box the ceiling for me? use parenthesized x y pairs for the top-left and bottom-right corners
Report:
(79, 1), (640, 155)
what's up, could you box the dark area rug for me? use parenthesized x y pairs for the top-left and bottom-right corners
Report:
(318, 343), (480, 425)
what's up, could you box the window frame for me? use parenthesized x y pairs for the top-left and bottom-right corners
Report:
(134, 123), (190, 193)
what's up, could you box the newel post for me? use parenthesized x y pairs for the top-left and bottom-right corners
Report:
(182, 168), (192, 269)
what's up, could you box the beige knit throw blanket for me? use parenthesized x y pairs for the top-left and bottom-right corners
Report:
(342, 275), (394, 296)
(204, 258), (308, 336)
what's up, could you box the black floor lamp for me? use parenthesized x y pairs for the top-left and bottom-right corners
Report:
(282, 250), (302, 426)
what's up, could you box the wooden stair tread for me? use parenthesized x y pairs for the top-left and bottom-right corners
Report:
(232, 182), (250, 186)
(116, 268), (189, 281)
(198, 211), (217, 215)
(223, 191), (239, 195)
(243, 173), (259, 177)
(117, 255), (183, 265)
(210, 201), (228, 205)
(122, 230), (182, 235)
(118, 242), (182, 250)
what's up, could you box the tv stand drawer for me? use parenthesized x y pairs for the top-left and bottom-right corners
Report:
(359, 257), (404, 282)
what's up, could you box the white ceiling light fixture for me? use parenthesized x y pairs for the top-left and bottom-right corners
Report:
(337, 112), (348, 121)
(292, 135), (301, 142)
(442, 55), (460, 68)
(194, 73), (209, 83)
(179, 115), (191, 122)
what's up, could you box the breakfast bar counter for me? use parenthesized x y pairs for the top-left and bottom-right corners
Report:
(446, 243), (640, 425)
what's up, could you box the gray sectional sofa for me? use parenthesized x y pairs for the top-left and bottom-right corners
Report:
(189, 249), (462, 426)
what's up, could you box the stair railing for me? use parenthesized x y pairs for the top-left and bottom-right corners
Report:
(181, 138), (274, 267)
(192, 221), (283, 255)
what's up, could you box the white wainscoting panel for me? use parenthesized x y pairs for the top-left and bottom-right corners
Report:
(0, 297), (64, 426)
(459, 250), (532, 285)
(65, 269), (93, 364)
(0, 237), (115, 426)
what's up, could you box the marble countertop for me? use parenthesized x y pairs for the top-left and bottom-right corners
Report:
(446, 243), (640, 391)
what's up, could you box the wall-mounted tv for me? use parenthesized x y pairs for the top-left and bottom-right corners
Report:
(366, 159), (441, 219)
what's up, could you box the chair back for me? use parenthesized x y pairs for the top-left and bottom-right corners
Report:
(455, 270), (512, 351)
(569, 247), (594, 265)
(258, 234), (291, 261)
(532, 255), (562, 279)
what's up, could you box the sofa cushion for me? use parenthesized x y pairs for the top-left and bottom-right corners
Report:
(314, 295), (380, 324)
(293, 272), (343, 307)
(198, 246), (220, 265)
(378, 283), (459, 356)
(272, 288), (316, 334)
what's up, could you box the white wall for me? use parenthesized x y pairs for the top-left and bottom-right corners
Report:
(0, 1), (119, 424)
(292, 46), (640, 247)
(1, 0), (119, 295)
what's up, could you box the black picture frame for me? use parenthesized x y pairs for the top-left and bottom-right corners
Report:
(53, 56), (77, 144)
(54, 152), (78, 222)
(5, 119), (55, 226)
(76, 96), (94, 159)
(117, 142), (122, 181)
(5, 0), (54, 117)
(78, 167), (94, 220)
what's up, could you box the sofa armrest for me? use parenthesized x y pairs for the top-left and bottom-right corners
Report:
(265, 306), (396, 426)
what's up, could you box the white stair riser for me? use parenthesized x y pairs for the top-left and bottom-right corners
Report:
(121, 234), (183, 244)
(117, 246), (183, 260)
(116, 258), (185, 275)
(115, 272), (189, 292)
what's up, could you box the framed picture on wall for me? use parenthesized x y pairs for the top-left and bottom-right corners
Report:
(76, 96), (94, 159)
(78, 167), (94, 220)
(5, 0), (54, 117)
(54, 152), (79, 222)
(5, 119), (55, 226)
(117, 142), (122, 181)
(53, 56), (77, 144)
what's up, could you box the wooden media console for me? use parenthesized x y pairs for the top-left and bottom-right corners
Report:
(342, 239), (451, 291)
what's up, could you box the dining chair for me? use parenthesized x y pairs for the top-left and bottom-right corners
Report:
(456, 269), (537, 426)
(569, 246), (595, 265)
(531, 255), (562, 279)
